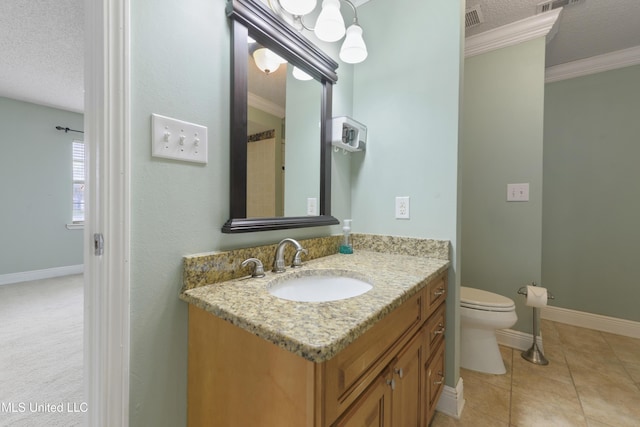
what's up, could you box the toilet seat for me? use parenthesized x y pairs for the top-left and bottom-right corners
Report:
(461, 286), (515, 312)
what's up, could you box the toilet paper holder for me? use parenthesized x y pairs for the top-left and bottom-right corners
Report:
(517, 282), (555, 300)
(517, 282), (555, 366)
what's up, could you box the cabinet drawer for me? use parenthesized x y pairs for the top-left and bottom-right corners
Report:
(324, 290), (423, 422)
(425, 303), (445, 352)
(423, 272), (447, 319)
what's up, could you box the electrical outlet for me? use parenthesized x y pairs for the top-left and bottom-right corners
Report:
(395, 196), (410, 219)
(307, 197), (318, 216)
(151, 113), (208, 164)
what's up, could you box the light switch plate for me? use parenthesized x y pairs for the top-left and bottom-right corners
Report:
(507, 183), (529, 202)
(151, 113), (208, 164)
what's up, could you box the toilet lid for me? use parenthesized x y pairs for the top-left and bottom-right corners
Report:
(460, 286), (515, 312)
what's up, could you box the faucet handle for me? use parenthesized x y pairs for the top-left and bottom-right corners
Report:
(241, 258), (265, 278)
(291, 248), (308, 268)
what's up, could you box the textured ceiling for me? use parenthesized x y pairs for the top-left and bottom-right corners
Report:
(2, 1), (638, 113)
(0, 0), (84, 112)
(465, 0), (640, 67)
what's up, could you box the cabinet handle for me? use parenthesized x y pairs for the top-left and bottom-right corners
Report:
(394, 368), (404, 379)
(433, 324), (445, 335)
(433, 288), (445, 296)
(387, 378), (396, 390)
(434, 372), (445, 385)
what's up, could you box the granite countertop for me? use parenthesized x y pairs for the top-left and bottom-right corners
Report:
(180, 250), (449, 363)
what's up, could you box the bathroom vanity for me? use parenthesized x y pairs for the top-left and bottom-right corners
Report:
(181, 245), (449, 427)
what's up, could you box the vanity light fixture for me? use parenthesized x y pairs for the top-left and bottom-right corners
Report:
(269, 0), (368, 64)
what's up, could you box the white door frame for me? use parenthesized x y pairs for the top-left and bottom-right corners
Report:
(84, 0), (130, 425)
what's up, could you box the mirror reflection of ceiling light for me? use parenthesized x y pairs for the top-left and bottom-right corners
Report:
(252, 48), (287, 74)
(292, 66), (313, 81)
(271, 0), (368, 64)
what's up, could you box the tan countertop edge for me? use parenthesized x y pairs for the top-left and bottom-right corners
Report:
(181, 251), (450, 363)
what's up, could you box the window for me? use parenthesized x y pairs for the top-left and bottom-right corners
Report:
(72, 141), (85, 223)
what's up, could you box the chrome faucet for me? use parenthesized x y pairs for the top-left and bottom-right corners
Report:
(272, 238), (307, 273)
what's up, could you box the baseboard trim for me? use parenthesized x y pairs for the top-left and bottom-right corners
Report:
(541, 306), (640, 339)
(0, 265), (84, 286)
(435, 377), (465, 419)
(496, 328), (543, 352)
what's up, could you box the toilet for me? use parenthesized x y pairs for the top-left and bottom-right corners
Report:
(460, 286), (517, 374)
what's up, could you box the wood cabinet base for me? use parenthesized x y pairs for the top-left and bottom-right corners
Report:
(187, 271), (447, 427)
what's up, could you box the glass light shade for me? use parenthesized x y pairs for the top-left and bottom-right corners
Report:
(279, 0), (317, 16)
(314, 0), (345, 42)
(253, 48), (281, 74)
(292, 66), (313, 81)
(339, 24), (368, 64)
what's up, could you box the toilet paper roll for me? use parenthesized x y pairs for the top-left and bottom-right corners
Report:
(526, 285), (548, 307)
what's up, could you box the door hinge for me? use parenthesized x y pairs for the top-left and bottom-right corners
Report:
(94, 233), (104, 256)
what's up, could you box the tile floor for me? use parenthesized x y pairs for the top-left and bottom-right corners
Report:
(431, 319), (640, 427)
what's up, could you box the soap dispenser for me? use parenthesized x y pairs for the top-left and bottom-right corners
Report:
(339, 219), (353, 254)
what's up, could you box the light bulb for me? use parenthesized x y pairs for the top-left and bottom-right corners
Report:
(292, 66), (313, 81)
(339, 24), (368, 64)
(279, 0), (317, 16)
(253, 48), (281, 74)
(314, 0), (345, 42)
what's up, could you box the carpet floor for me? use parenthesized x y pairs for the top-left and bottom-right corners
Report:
(0, 275), (83, 426)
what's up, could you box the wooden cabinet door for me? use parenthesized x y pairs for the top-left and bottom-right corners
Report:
(391, 327), (425, 427)
(425, 340), (446, 424)
(333, 371), (392, 427)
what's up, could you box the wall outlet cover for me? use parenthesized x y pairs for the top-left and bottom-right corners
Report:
(395, 196), (410, 219)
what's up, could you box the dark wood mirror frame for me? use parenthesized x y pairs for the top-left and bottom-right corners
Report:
(222, 0), (340, 233)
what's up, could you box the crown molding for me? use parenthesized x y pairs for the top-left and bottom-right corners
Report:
(465, 8), (562, 58)
(545, 45), (640, 83)
(248, 91), (286, 118)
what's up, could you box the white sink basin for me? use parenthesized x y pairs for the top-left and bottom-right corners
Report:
(268, 273), (373, 302)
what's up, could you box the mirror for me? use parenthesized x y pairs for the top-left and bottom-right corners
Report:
(223, 0), (340, 233)
(246, 51), (321, 218)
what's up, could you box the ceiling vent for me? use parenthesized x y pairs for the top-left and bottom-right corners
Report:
(465, 4), (484, 29)
(536, 0), (584, 14)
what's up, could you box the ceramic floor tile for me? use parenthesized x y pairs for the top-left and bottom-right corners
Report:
(430, 405), (509, 427)
(565, 350), (638, 391)
(462, 375), (511, 423)
(459, 346), (513, 391)
(434, 321), (640, 427)
(554, 323), (614, 356)
(512, 349), (573, 385)
(512, 364), (581, 410)
(601, 332), (640, 364)
(622, 360), (640, 385)
(510, 389), (587, 427)
(577, 383), (640, 427)
(586, 418), (620, 427)
(540, 319), (562, 344)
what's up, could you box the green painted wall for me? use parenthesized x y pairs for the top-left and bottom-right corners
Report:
(0, 97), (84, 275)
(129, 0), (353, 425)
(543, 65), (640, 322)
(351, 0), (463, 387)
(461, 38), (546, 334)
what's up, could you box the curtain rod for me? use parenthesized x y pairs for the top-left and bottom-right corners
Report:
(56, 126), (84, 134)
